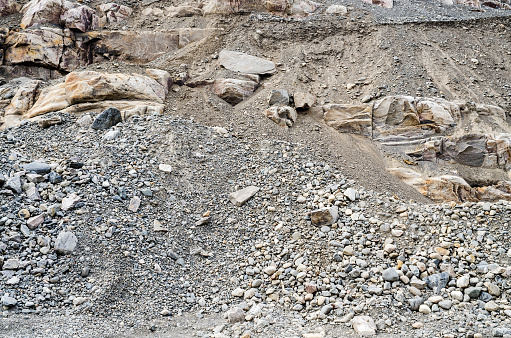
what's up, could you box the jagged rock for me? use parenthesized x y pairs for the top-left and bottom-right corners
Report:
(21, 0), (62, 29)
(5, 175), (22, 193)
(323, 103), (372, 137)
(145, 69), (172, 94)
(2, 79), (40, 127)
(229, 186), (260, 206)
(60, 1), (99, 32)
(23, 83), (67, 118)
(268, 89), (289, 106)
(351, 316), (376, 336)
(0, 0), (20, 17)
(294, 92), (316, 109)
(264, 106), (297, 128)
(54, 230), (77, 254)
(219, 50), (276, 75)
(213, 78), (257, 105)
(97, 3), (132, 24)
(91, 108), (122, 130)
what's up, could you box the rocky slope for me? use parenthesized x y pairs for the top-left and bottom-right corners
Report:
(0, 0), (511, 337)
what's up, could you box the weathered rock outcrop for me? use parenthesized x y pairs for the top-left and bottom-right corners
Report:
(21, 0), (98, 31)
(203, 0), (320, 16)
(97, 3), (132, 24)
(323, 104), (372, 137)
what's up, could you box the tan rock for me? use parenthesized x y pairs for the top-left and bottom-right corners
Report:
(145, 69), (172, 94)
(4, 79), (41, 117)
(166, 5), (203, 17)
(23, 83), (67, 118)
(213, 78), (257, 104)
(64, 71), (165, 105)
(219, 50), (276, 75)
(264, 106), (297, 128)
(97, 3), (132, 24)
(372, 95), (418, 129)
(323, 103), (372, 137)
(294, 92), (316, 109)
(361, 0), (393, 8)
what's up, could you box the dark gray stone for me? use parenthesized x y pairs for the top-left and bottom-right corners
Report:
(5, 175), (22, 194)
(408, 297), (424, 311)
(465, 286), (482, 299)
(382, 267), (399, 282)
(268, 89), (289, 106)
(425, 272), (450, 293)
(22, 161), (51, 174)
(91, 108), (122, 130)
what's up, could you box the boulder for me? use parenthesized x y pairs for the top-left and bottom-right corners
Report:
(23, 83), (67, 118)
(97, 3), (132, 24)
(4, 28), (65, 69)
(264, 106), (297, 128)
(268, 89), (289, 106)
(219, 50), (276, 75)
(294, 92), (315, 109)
(3, 79), (40, 118)
(213, 78), (257, 104)
(21, 0), (62, 29)
(323, 103), (372, 137)
(91, 107), (122, 130)
(0, 0), (20, 17)
(64, 71), (166, 104)
(60, 1), (99, 32)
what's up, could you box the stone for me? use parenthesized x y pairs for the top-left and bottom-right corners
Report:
(485, 301), (499, 312)
(293, 92), (316, 109)
(226, 307), (245, 323)
(91, 108), (122, 130)
(3, 259), (20, 270)
(419, 304), (431, 314)
(264, 106), (298, 128)
(492, 327), (511, 337)
(27, 214), (44, 230)
(218, 50), (276, 75)
(166, 5), (203, 17)
(73, 296), (87, 305)
(145, 69), (172, 94)
(60, 2), (99, 32)
(232, 288), (244, 297)
(408, 297), (424, 311)
(153, 220), (167, 232)
(103, 129), (120, 140)
(129, 196), (141, 212)
(382, 267), (399, 282)
(26, 186), (41, 200)
(22, 161), (51, 174)
(61, 193), (80, 211)
(213, 78), (257, 105)
(310, 207), (339, 226)
(98, 3), (132, 24)
(344, 188), (358, 201)
(456, 275), (470, 288)
(20, 0), (62, 29)
(1, 294), (17, 307)
(361, 0), (393, 9)
(3, 79), (41, 118)
(425, 272), (450, 293)
(486, 283), (501, 296)
(229, 186), (259, 206)
(438, 299), (452, 310)
(54, 230), (77, 254)
(465, 287), (482, 299)
(351, 316), (376, 336)
(5, 175), (22, 193)
(325, 4), (348, 14)
(323, 103), (372, 137)
(159, 164), (172, 173)
(38, 115), (62, 128)
(268, 89), (289, 106)
(263, 265), (276, 275)
(451, 291), (463, 301)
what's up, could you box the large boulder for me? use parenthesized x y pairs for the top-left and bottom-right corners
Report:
(60, 1), (99, 32)
(323, 103), (372, 137)
(219, 50), (276, 75)
(21, 0), (62, 29)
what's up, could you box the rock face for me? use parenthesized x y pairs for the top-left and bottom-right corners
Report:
(323, 96), (511, 202)
(219, 50), (276, 75)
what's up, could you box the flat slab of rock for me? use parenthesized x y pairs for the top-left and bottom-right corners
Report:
(229, 186), (259, 206)
(351, 315), (376, 336)
(22, 161), (51, 174)
(219, 50), (275, 75)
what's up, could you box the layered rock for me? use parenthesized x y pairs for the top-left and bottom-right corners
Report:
(322, 96), (511, 202)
